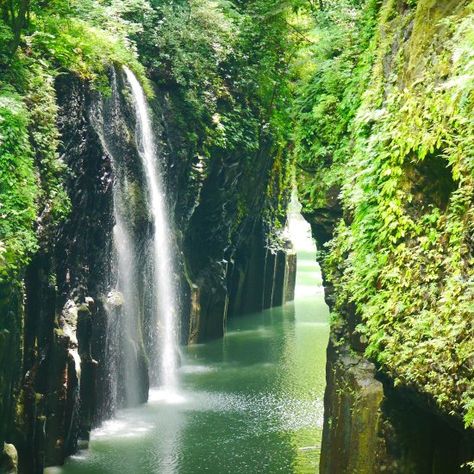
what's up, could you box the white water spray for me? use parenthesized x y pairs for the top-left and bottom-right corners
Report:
(124, 67), (178, 390)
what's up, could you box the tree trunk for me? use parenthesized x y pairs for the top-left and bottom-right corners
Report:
(3, 0), (30, 57)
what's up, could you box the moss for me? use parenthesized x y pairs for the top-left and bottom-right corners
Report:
(295, 0), (474, 427)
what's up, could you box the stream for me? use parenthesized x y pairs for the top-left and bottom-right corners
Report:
(46, 212), (329, 474)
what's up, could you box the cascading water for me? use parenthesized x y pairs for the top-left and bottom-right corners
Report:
(92, 69), (146, 410)
(111, 171), (143, 406)
(124, 67), (179, 391)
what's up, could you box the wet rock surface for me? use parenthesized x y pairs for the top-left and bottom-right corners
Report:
(1, 72), (130, 471)
(320, 341), (385, 474)
(321, 340), (474, 473)
(2, 68), (295, 471)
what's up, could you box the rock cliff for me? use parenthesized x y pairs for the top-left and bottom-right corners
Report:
(0, 61), (295, 470)
(294, 0), (474, 471)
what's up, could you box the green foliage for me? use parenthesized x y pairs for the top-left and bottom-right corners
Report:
(293, 0), (379, 213)
(230, 0), (304, 236)
(0, 57), (72, 280)
(139, 0), (235, 104)
(28, 15), (147, 90)
(0, 19), (15, 62)
(133, 0), (300, 239)
(295, 0), (474, 428)
(0, 89), (38, 280)
(0, 0), (152, 281)
(72, 0), (152, 38)
(0, 0), (30, 56)
(25, 62), (71, 222)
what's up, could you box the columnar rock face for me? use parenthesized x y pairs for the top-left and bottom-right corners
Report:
(228, 239), (296, 318)
(12, 74), (118, 471)
(321, 340), (474, 474)
(0, 70), (152, 471)
(0, 284), (22, 469)
(1, 66), (294, 471)
(149, 85), (295, 343)
(320, 341), (386, 474)
(181, 236), (296, 343)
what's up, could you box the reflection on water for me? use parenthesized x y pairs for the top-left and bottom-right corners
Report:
(47, 210), (329, 474)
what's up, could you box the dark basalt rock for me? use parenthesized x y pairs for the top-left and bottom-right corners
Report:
(3, 65), (295, 471)
(321, 339), (474, 473)
(284, 252), (297, 302)
(2, 71), (138, 471)
(166, 109), (295, 341)
(0, 283), (23, 460)
(226, 225), (297, 320)
(320, 340), (385, 474)
(262, 249), (277, 311)
(302, 184), (343, 252)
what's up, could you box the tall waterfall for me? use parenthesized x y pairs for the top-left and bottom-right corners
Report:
(124, 68), (179, 390)
(94, 69), (146, 409)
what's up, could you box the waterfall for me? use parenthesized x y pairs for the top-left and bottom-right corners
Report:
(124, 67), (179, 391)
(93, 69), (146, 410)
(112, 183), (143, 405)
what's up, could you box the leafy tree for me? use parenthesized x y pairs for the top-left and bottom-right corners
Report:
(0, 0), (30, 57)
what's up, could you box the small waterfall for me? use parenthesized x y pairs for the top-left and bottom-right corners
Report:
(124, 67), (179, 391)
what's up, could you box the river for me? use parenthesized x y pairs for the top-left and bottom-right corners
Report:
(46, 211), (329, 474)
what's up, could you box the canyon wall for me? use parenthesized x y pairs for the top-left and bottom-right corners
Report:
(149, 80), (296, 343)
(294, 0), (474, 471)
(0, 64), (294, 472)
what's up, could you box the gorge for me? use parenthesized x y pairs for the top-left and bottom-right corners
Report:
(1, 0), (474, 473)
(44, 200), (328, 474)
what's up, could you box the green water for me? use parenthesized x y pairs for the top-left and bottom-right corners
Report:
(47, 215), (329, 474)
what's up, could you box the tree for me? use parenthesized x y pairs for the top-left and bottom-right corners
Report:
(0, 0), (31, 56)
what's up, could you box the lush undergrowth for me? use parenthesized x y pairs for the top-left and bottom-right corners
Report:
(294, 0), (474, 429)
(0, 1), (148, 282)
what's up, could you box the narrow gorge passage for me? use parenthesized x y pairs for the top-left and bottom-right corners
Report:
(3, 1), (474, 473)
(45, 207), (329, 474)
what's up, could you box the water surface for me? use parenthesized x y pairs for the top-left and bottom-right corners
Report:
(48, 214), (329, 474)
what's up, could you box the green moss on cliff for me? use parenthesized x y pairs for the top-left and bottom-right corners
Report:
(295, 0), (474, 428)
(293, 0), (379, 214)
(0, 1), (149, 281)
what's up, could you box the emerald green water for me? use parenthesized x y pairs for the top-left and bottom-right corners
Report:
(47, 214), (329, 474)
